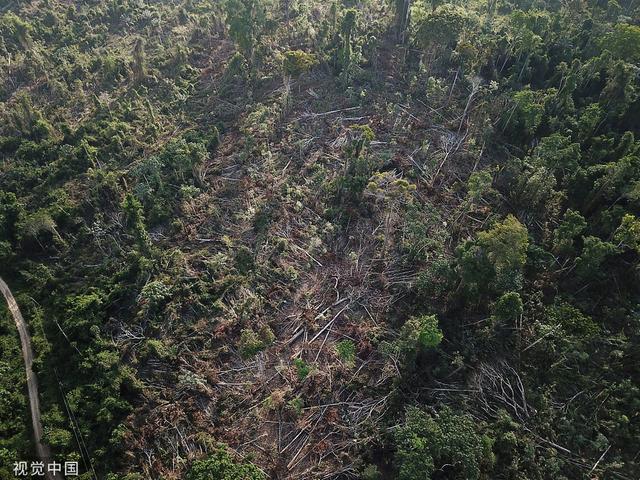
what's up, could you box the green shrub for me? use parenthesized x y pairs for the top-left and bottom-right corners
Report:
(293, 358), (310, 380)
(287, 396), (304, 416)
(238, 328), (269, 358)
(336, 339), (356, 364)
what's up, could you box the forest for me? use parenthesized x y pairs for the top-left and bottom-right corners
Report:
(0, 0), (639, 478)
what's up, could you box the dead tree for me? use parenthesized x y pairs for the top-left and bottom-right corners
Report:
(470, 361), (535, 422)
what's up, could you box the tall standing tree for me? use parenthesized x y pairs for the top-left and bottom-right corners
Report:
(338, 8), (357, 85)
(394, 0), (411, 44)
(132, 37), (146, 83)
(225, 0), (269, 76)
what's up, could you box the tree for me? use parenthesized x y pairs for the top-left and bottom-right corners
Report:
(394, 0), (412, 44)
(465, 169), (497, 209)
(614, 214), (640, 254)
(503, 88), (547, 140)
(137, 280), (171, 315)
(458, 215), (529, 297)
(400, 314), (443, 351)
(8, 94), (53, 140)
(282, 50), (317, 77)
(602, 23), (640, 64)
(238, 326), (274, 358)
(493, 292), (523, 325)
(415, 5), (467, 51)
(394, 406), (494, 480)
(599, 60), (638, 120)
(121, 194), (151, 254)
(335, 125), (376, 205)
(505, 10), (547, 83)
(415, 5), (469, 67)
(553, 209), (587, 256)
(575, 236), (618, 281)
(338, 8), (357, 84)
(225, 0), (269, 73)
(132, 38), (146, 83)
(547, 301), (599, 338)
(186, 445), (265, 480)
(586, 152), (640, 212)
(0, 191), (22, 253)
(477, 215), (528, 277)
(384, 314), (443, 371)
(512, 164), (562, 223)
(0, 13), (33, 52)
(530, 134), (581, 184)
(18, 210), (64, 250)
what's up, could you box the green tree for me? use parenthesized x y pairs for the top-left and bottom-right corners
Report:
(504, 88), (547, 139)
(383, 315), (443, 372)
(477, 215), (528, 283)
(458, 215), (529, 297)
(614, 214), (640, 254)
(586, 152), (640, 212)
(547, 301), (599, 338)
(225, 0), (269, 72)
(122, 194), (152, 254)
(238, 326), (274, 358)
(530, 134), (581, 183)
(338, 8), (357, 83)
(282, 50), (317, 77)
(394, 406), (494, 480)
(465, 169), (497, 207)
(400, 314), (443, 350)
(415, 5), (468, 51)
(602, 24), (640, 64)
(553, 209), (587, 256)
(0, 13), (33, 52)
(575, 236), (618, 281)
(0, 191), (22, 261)
(505, 10), (547, 83)
(335, 125), (376, 205)
(577, 103), (603, 141)
(19, 210), (63, 248)
(187, 445), (265, 480)
(493, 292), (523, 325)
(599, 60), (638, 120)
(336, 339), (356, 364)
(132, 38), (146, 83)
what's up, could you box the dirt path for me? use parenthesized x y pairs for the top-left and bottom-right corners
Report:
(0, 277), (56, 480)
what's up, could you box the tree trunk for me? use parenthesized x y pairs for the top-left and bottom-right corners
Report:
(397, 0), (411, 44)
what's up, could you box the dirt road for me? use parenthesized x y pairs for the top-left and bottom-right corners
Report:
(0, 276), (57, 480)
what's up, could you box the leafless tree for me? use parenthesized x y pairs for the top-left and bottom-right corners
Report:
(470, 361), (535, 422)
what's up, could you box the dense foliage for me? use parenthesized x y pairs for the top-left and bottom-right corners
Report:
(0, 0), (639, 478)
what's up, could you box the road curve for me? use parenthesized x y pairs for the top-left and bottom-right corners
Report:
(0, 276), (56, 480)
